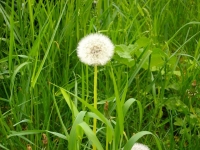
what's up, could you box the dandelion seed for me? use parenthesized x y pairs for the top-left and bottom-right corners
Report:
(77, 33), (114, 66)
(131, 143), (150, 150)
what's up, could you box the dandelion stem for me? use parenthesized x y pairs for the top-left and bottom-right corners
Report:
(93, 65), (98, 150)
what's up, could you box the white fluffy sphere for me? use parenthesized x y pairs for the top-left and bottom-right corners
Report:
(131, 143), (150, 150)
(77, 33), (114, 66)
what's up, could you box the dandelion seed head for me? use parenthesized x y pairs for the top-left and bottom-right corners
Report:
(131, 143), (150, 150)
(77, 33), (114, 66)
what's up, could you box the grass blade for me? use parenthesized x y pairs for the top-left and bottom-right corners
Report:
(52, 90), (69, 139)
(0, 144), (9, 150)
(128, 50), (152, 87)
(7, 130), (44, 138)
(79, 122), (104, 150)
(31, 0), (68, 88)
(60, 88), (79, 118)
(46, 130), (67, 140)
(123, 131), (162, 150)
(68, 111), (86, 150)
(57, 86), (114, 143)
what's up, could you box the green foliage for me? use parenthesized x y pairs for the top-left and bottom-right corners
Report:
(1, 0), (200, 149)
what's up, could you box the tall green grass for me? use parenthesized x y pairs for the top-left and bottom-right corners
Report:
(0, 0), (200, 149)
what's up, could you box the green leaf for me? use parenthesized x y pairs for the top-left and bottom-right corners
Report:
(123, 98), (143, 130)
(10, 62), (31, 98)
(11, 62), (31, 86)
(135, 37), (150, 48)
(113, 54), (135, 67)
(174, 117), (185, 126)
(110, 67), (124, 136)
(123, 98), (137, 116)
(68, 111), (86, 150)
(78, 122), (104, 150)
(123, 131), (162, 150)
(59, 88), (114, 143)
(150, 48), (166, 69)
(31, 0), (69, 88)
(165, 98), (189, 113)
(46, 131), (67, 140)
(115, 44), (132, 59)
(13, 119), (32, 127)
(114, 37), (150, 68)
(114, 44), (135, 67)
(53, 92), (69, 139)
(60, 88), (79, 117)
(86, 112), (103, 121)
(7, 130), (67, 141)
(128, 50), (152, 87)
(0, 144), (9, 150)
(7, 130), (44, 138)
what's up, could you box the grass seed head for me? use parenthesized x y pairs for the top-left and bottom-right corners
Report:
(27, 144), (32, 150)
(42, 133), (48, 145)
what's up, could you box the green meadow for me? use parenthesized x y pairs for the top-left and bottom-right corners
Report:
(0, 0), (200, 149)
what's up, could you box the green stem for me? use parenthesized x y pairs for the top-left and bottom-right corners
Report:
(93, 65), (98, 150)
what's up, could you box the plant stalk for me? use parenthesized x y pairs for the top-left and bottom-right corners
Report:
(93, 65), (98, 150)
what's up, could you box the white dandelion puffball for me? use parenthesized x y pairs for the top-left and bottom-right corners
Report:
(77, 33), (114, 66)
(131, 143), (150, 150)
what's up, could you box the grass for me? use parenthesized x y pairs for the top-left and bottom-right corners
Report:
(0, 0), (200, 149)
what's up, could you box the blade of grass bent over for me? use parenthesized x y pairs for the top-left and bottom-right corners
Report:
(68, 111), (86, 150)
(123, 98), (143, 130)
(56, 86), (114, 143)
(123, 131), (162, 150)
(53, 90), (69, 139)
(0, 144), (9, 150)
(10, 62), (31, 100)
(79, 122), (104, 150)
(60, 88), (79, 118)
